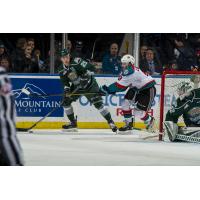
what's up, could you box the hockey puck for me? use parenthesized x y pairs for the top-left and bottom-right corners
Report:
(28, 130), (33, 133)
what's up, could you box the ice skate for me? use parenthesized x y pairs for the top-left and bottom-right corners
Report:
(145, 116), (156, 133)
(108, 120), (118, 133)
(118, 122), (133, 134)
(62, 120), (78, 132)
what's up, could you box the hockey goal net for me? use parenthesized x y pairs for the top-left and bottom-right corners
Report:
(158, 70), (200, 140)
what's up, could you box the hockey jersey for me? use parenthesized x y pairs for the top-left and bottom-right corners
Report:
(58, 57), (96, 91)
(166, 88), (200, 126)
(106, 65), (156, 93)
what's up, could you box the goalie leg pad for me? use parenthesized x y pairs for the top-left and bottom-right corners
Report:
(163, 121), (178, 142)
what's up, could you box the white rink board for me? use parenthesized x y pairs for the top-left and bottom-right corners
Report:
(15, 75), (191, 123)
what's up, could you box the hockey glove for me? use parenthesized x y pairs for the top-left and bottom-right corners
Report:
(100, 85), (115, 96)
(80, 77), (89, 89)
(64, 86), (71, 97)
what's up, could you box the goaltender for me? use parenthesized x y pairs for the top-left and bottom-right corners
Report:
(164, 77), (200, 143)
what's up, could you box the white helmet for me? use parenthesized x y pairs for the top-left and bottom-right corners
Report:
(177, 81), (193, 100)
(121, 54), (135, 65)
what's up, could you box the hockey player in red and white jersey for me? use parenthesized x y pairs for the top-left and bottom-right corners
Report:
(100, 54), (156, 132)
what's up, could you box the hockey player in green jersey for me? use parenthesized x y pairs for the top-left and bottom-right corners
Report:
(164, 81), (200, 143)
(58, 49), (117, 132)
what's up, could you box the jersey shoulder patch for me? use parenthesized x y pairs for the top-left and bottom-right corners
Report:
(72, 57), (89, 68)
(73, 57), (82, 65)
(122, 66), (134, 76)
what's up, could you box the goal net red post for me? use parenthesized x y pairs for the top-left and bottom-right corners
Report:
(159, 70), (200, 141)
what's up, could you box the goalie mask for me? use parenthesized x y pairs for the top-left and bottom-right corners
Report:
(177, 81), (193, 100)
(121, 54), (135, 69)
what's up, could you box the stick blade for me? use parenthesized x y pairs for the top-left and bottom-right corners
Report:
(16, 128), (30, 132)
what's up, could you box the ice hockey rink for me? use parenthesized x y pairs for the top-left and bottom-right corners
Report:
(17, 129), (200, 166)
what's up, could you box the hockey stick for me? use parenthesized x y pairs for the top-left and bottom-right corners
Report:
(21, 88), (101, 98)
(17, 87), (80, 132)
(16, 102), (64, 132)
(91, 37), (100, 60)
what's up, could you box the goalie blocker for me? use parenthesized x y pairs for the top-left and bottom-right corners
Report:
(163, 121), (200, 144)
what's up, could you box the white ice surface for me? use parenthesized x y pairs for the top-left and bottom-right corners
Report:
(17, 129), (200, 166)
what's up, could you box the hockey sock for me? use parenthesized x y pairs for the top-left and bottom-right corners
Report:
(98, 106), (113, 123)
(132, 109), (153, 126)
(64, 106), (76, 122)
(67, 113), (76, 122)
(140, 113), (152, 125)
(122, 109), (132, 125)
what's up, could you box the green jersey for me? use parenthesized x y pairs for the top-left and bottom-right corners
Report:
(59, 57), (96, 91)
(166, 88), (200, 126)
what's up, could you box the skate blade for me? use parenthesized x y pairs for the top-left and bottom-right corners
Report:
(117, 130), (133, 135)
(62, 128), (78, 132)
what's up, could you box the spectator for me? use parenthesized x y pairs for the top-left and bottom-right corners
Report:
(32, 49), (46, 72)
(16, 38), (27, 51)
(174, 38), (195, 70)
(0, 42), (10, 59)
(0, 56), (12, 72)
(140, 45), (148, 61)
(139, 45), (148, 67)
(194, 49), (200, 68)
(140, 48), (162, 75)
(66, 40), (72, 53)
(27, 38), (35, 52)
(71, 41), (84, 58)
(102, 43), (121, 75)
(23, 45), (39, 73)
(163, 59), (178, 71)
(12, 38), (27, 72)
(13, 44), (39, 73)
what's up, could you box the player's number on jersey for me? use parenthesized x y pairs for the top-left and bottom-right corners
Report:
(81, 61), (87, 68)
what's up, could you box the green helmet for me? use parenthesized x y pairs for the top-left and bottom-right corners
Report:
(60, 49), (70, 57)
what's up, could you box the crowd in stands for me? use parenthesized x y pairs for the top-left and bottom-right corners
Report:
(139, 33), (200, 75)
(1, 34), (200, 75)
(0, 38), (47, 73)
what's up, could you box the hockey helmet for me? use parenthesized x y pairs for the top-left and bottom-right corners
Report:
(60, 49), (70, 57)
(121, 54), (135, 65)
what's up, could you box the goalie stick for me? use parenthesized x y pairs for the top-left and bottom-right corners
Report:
(17, 87), (80, 132)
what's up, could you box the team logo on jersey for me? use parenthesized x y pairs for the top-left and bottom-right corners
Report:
(123, 69), (129, 75)
(68, 72), (78, 81)
(74, 57), (81, 64)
